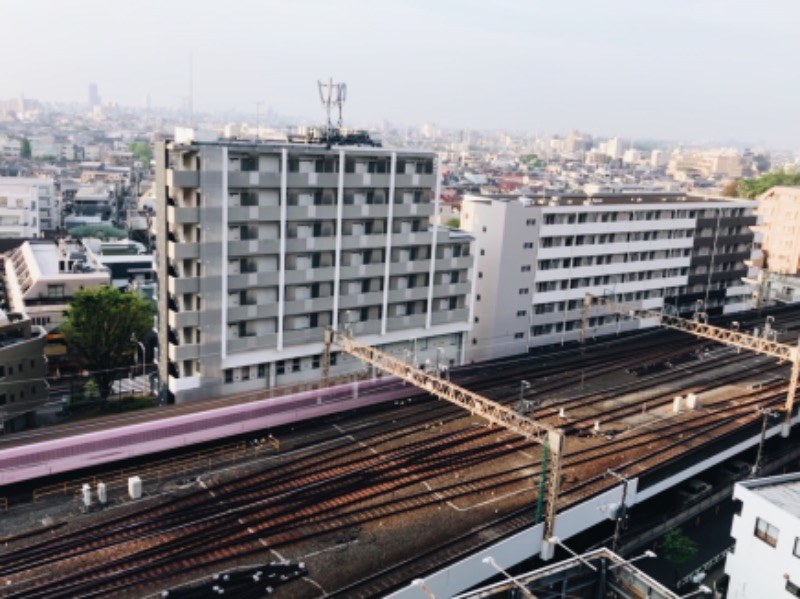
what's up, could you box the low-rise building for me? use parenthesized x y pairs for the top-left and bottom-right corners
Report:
(3, 239), (110, 331)
(725, 473), (800, 598)
(0, 311), (48, 433)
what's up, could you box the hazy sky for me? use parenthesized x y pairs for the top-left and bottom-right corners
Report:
(3, 0), (799, 148)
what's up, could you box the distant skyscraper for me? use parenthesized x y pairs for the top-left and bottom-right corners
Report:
(88, 83), (101, 108)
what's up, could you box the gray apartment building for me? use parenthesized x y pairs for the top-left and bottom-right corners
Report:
(0, 312), (48, 433)
(461, 192), (758, 361)
(156, 129), (475, 403)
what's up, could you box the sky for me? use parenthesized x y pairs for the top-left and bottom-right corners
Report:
(2, 0), (799, 149)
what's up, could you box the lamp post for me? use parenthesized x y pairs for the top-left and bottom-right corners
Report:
(131, 335), (145, 392)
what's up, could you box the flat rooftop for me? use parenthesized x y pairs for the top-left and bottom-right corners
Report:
(740, 473), (800, 519)
(468, 192), (754, 207)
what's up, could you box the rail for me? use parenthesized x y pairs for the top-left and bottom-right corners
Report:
(584, 293), (800, 433)
(32, 440), (268, 503)
(325, 327), (565, 542)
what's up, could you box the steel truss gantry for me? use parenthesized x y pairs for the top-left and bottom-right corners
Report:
(582, 293), (800, 435)
(323, 328), (566, 543)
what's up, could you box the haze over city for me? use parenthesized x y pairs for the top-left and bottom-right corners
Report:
(3, 0), (800, 148)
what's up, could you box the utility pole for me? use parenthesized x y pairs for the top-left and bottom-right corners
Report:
(606, 469), (630, 553)
(752, 406), (778, 478)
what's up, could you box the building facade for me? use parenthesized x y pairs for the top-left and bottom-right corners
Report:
(754, 186), (800, 275)
(3, 239), (111, 331)
(0, 176), (51, 238)
(461, 193), (757, 361)
(156, 130), (475, 403)
(0, 312), (48, 433)
(725, 474), (800, 598)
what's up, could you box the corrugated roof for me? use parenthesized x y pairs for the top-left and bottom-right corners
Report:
(754, 478), (800, 518)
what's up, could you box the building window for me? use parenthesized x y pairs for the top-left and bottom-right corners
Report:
(474, 317), (479, 323)
(312, 354), (321, 369)
(526, 218), (536, 226)
(276, 360), (285, 375)
(754, 517), (779, 547)
(257, 363), (267, 378)
(521, 265), (531, 272)
(514, 332), (524, 339)
(292, 358), (301, 372)
(480, 249), (485, 256)
(519, 288), (529, 295)
(224, 369), (233, 384)
(482, 226), (487, 233)
(523, 242), (533, 249)
(47, 284), (65, 298)
(794, 537), (800, 558)
(478, 272), (483, 278)
(472, 338), (477, 345)
(241, 366), (250, 381)
(0, 394), (5, 405)
(517, 310), (527, 317)
(787, 580), (800, 598)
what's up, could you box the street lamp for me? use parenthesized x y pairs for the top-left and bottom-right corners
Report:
(607, 550), (656, 570)
(131, 335), (145, 389)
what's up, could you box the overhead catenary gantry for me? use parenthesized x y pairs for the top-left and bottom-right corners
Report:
(323, 328), (566, 547)
(582, 293), (800, 435)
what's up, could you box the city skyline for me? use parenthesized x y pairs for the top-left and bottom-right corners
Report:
(3, 0), (800, 149)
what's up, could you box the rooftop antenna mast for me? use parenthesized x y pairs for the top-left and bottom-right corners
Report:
(318, 78), (347, 132)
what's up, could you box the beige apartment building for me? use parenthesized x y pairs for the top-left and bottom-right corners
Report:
(755, 186), (800, 275)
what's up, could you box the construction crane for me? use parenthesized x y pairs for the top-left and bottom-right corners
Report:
(581, 293), (800, 436)
(323, 328), (566, 546)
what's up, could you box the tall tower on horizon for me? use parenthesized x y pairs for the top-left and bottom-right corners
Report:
(88, 83), (101, 108)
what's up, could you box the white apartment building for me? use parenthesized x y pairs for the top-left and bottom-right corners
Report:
(461, 193), (758, 361)
(725, 473), (800, 598)
(3, 240), (111, 330)
(0, 177), (52, 238)
(156, 129), (475, 403)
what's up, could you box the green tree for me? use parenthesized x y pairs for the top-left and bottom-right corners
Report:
(738, 171), (800, 199)
(445, 218), (460, 228)
(128, 141), (151, 165)
(663, 527), (698, 584)
(61, 287), (154, 401)
(20, 138), (32, 159)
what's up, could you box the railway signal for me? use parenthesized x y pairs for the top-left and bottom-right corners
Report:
(323, 327), (566, 555)
(582, 293), (800, 437)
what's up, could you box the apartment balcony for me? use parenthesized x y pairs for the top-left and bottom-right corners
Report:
(433, 282), (471, 297)
(388, 261), (432, 276)
(387, 287), (429, 303)
(227, 271), (280, 289)
(392, 231), (434, 246)
(395, 173), (434, 188)
(349, 320), (382, 336)
(228, 172), (260, 188)
(283, 267), (335, 285)
(228, 239), (281, 255)
(434, 256), (472, 271)
(285, 172), (339, 188)
(386, 313), (427, 331)
(168, 343), (200, 362)
(338, 263), (386, 279)
(286, 205), (338, 220)
(340, 234), (389, 251)
(393, 203), (433, 218)
(431, 309), (469, 326)
(343, 173), (392, 188)
(285, 237), (336, 253)
(167, 206), (200, 224)
(227, 333), (278, 353)
(167, 240), (199, 260)
(283, 296), (334, 316)
(167, 276), (199, 294)
(172, 170), (200, 188)
(342, 204), (390, 219)
(339, 290), (384, 309)
(283, 327), (328, 346)
(168, 310), (199, 329)
(227, 303), (280, 321)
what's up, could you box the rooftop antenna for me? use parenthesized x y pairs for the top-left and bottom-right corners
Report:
(318, 78), (347, 132)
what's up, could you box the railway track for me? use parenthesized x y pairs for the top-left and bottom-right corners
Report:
(2, 307), (799, 597)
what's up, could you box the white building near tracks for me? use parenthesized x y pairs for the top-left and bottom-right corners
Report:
(460, 192), (759, 361)
(725, 473), (800, 599)
(156, 128), (476, 403)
